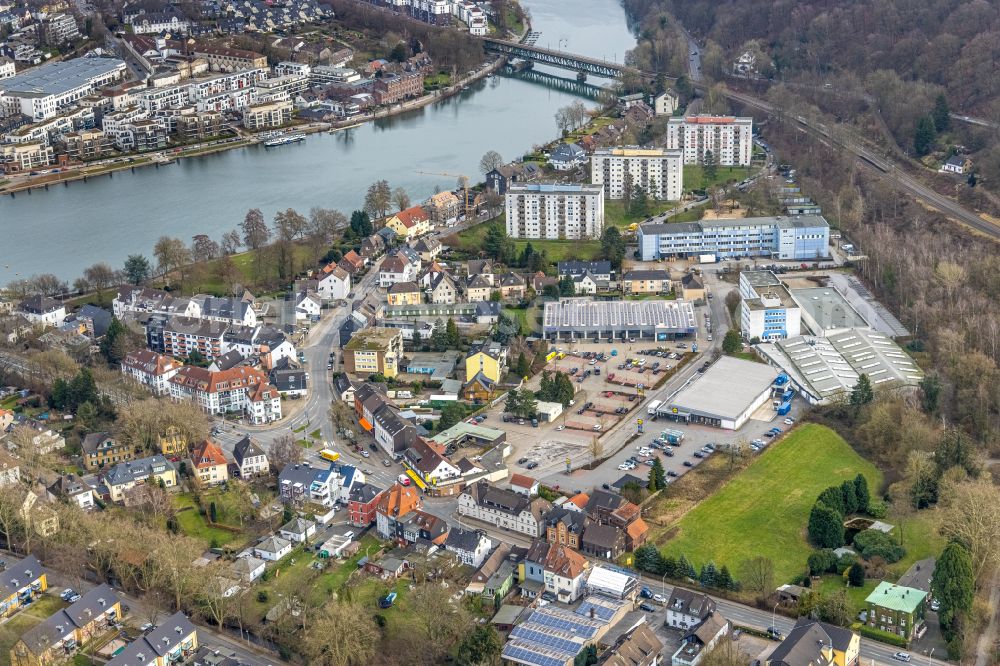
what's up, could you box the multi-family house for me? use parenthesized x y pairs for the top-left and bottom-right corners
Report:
(766, 619), (859, 666)
(191, 439), (228, 487)
(17, 296), (65, 328)
(120, 350), (181, 396)
(605, 623), (665, 666)
(168, 366), (281, 424)
(387, 281), (422, 306)
(622, 270), (672, 295)
(666, 588), (717, 630)
(343, 327), (403, 379)
(402, 437), (462, 486)
(465, 274), (492, 302)
(10, 584), (120, 666)
(666, 115), (753, 166)
(103, 455), (177, 503)
(232, 436), (269, 478)
(444, 527), (492, 567)
(458, 480), (550, 538)
(317, 264), (351, 301)
(105, 612), (198, 666)
(161, 317), (228, 360)
(46, 474), (94, 510)
(348, 482), (385, 527)
(464, 341), (507, 383)
(81, 432), (140, 471)
(672, 611), (729, 666)
(375, 483), (422, 540)
(0, 555), (48, 620)
(373, 407), (418, 459)
(581, 523), (626, 560)
(386, 206), (431, 240)
(378, 253), (418, 288)
(498, 273), (526, 300)
(157, 427), (187, 457)
(542, 544), (590, 603)
(279, 517), (316, 544)
(413, 235), (443, 261)
(545, 506), (588, 549)
(20, 491), (59, 538)
(558, 260), (613, 284)
(427, 271), (458, 304)
(864, 582), (926, 641)
(398, 510), (449, 547)
(278, 463), (337, 508)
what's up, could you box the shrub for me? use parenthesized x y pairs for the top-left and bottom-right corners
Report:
(807, 549), (838, 576)
(808, 503), (845, 548)
(853, 529), (905, 563)
(858, 625), (907, 647)
(848, 562), (866, 586)
(257, 590), (268, 602)
(866, 500), (888, 518)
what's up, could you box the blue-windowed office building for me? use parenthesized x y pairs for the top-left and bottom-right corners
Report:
(637, 214), (830, 261)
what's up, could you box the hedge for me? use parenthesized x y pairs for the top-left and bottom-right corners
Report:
(857, 624), (908, 647)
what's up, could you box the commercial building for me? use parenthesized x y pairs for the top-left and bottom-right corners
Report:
(637, 215), (830, 261)
(739, 271), (801, 341)
(789, 287), (870, 336)
(242, 99), (292, 130)
(505, 183), (605, 240)
(542, 298), (696, 341)
(756, 329), (923, 405)
(591, 147), (683, 201)
(660, 356), (779, 429)
(0, 58), (127, 121)
(666, 115), (753, 166)
(343, 327), (404, 378)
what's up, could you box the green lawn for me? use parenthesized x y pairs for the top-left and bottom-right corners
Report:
(660, 424), (882, 583)
(445, 220), (602, 262)
(503, 307), (537, 335)
(0, 594), (66, 658)
(684, 164), (759, 190)
(173, 493), (242, 546)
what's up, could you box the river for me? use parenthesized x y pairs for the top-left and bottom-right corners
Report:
(0, 0), (636, 284)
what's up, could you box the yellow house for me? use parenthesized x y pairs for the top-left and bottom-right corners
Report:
(20, 492), (59, 538)
(466, 275), (492, 302)
(387, 281), (423, 306)
(766, 619), (860, 666)
(680, 273), (706, 301)
(158, 426), (187, 457)
(465, 343), (506, 384)
(0, 555), (48, 620)
(11, 584), (121, 666)
(191, 439), (229, 487)
(386, 206), (432, 240)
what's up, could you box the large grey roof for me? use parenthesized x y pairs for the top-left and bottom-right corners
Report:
(105, 455), (173, 486)
(665, 356), (778, 421)
(0, 57), (125, 96)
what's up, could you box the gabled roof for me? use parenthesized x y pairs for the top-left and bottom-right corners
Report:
(377, 482), (421, 519)
(392, 205), (430, 227)
(387, 281), (420, 294)
(666, 587), (716, 620)
(510, 473), (536, 489)
(601, 623), (664, 666)
(586, 489), (625, 516)
(445, 526), (486, 553)
(233, 435), (266, 465)
(348, 482), (384, 505)
(544, 544), (588, 579)
(0, 554), (47, 598)
(581, 523), (621, 550)
(768, 620), (842, 666)
(192, 439), (227, 469)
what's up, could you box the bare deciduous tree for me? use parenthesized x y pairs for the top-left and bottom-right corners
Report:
(268, 434), (303, 473)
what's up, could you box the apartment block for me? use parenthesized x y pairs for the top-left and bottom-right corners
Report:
(242, 99), (292, 130)
(168, 366), (282, 424)
(666, 115), (753, 166)
(343, 327), (403, 378)
(505, 183), (605, 240)
(591, 147), (683, 201)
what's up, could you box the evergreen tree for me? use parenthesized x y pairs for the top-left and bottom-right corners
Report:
(703, 149), (717, 184)
(699, 561), (718, 588)
(538, 370), (554, 400)
(840, 479), (859, 514)
(516, 352), (529, 377)
(555, 372), (575, 406)
(484, 224), (514, 263)
(661, 555), (678, 578)
(932, 94), (951, 133)
(349, 210), (373, 237)
(850, 373), (874, 406)
(919, 373), (941, 414)
(717, 565), (734, 590)
(932, 541), (974, 631)
(446, 318), (460, 348)
(430, 318), (448, 351)
(412, 328), (423, 351)
(914, 116), (936, 156)
(647, 465), (660, 492)
(99, 317), (130, 365)
(678, 554), (697, 579)
(854, 474), (870, 513)
(456, 625), (502, 666)
(123, 254), (151, 285)
(808, 503), (845, 548)
(848, 561), (866, 587)
(817, 485), (847, 514)
(438, 402), (467, 431)
(650, 457), (667, 490)
(558, 275), (576, 296)
(209, 501), (218, 523)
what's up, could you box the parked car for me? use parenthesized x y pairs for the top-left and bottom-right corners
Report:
(639, 587), (653, 599)
(766, 627), (783, 640)
(693, 451), (705, 458)
(930, 600), (941, 611)
(783, 418), (794, 425)
(517, 457), (529, 465)
(667, 470), (679, 477)
(892, 654), (911, 663)
(639, 603), (657, 613)
(652, 594), (666, 603)
(139, 623), (154, 633)
(526, 461), (539, 470)
(683, 461), (694, 467)
(382, 459), (391, 467)
(361, 450), (370, 458)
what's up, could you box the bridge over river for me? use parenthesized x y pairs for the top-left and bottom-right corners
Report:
(484, 38), (643, 78)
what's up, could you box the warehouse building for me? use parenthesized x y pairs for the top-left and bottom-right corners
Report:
(789, 287), (869, 336)
(755, 329), (923, 404)
(542, 298), (696, 341)
(660, 356), (779, 429)
(637, 215), (829, 261)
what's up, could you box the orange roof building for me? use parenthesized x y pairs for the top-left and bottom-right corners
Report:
(191, 439), (228, 487)
(375, 482), (423, 540)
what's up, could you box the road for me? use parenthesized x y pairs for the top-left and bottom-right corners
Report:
(677, 24), (702, 82)
(713, 88), (1000, 240)
(950, 113), (999, 130)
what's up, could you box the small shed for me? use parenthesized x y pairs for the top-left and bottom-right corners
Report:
(535, 401), (563, 422)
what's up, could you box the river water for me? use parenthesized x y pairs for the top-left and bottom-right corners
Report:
(0, 0), (636, 283)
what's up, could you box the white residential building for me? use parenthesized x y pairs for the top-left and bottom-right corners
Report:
(457, 480), (550, 538)
(17, 296), (65, 327)
(666, 115), (753, 166)
(253, 535), (292, 561)
(444, 527), (492, 567)
(120, 350), (182, 395)
(317, 265), (351, 301)
(0, 58), (15, 80)
(591, 147), (683, 201)
(232, 436), (269, 478)
(168, 366), (282, 424)
(0, 57), (127, 121)
(505, 183), (605, 241)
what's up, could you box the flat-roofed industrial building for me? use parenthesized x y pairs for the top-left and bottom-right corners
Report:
(659, 356), (779, 429)
(542, 298), (696, 341)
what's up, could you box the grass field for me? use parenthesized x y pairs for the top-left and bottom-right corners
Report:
(660, 424), (882, 583)
(445, 220), (602, 262)
(684, 164), (759, 190)
(0, 595), (66, 658)
(173, 493), (244, 546)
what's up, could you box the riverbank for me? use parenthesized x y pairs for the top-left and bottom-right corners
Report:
(0, 56), (506, 197)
